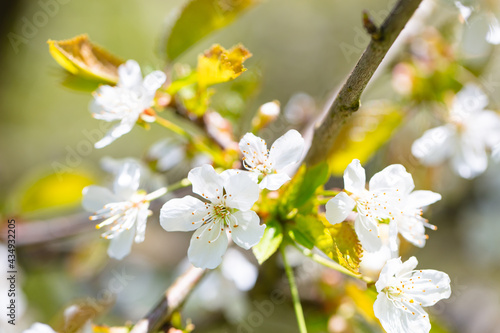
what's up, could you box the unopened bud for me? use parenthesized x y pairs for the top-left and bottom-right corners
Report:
(252, 100), (280, 132)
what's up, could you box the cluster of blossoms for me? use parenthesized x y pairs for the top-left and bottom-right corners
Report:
(325, 159), (450, 332)
(77, 58), (453, 333)
(412, 84), (500, 179)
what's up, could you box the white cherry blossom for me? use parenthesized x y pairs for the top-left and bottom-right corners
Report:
(374, 256), (451, 333)
(23, 323), (57, 333)
(412, 84), (500, 179)
(82, 162), (166, 259)
(239, 129), (304, 190)
(325, 160), (412, 252)
(90, 60), (166, 148)
(160, 164), (264, 269)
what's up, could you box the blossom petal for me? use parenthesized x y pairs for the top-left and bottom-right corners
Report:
(224, 172), (260, 211)
(452, 83), (489, 117)
(268, 129), (305, 170)
(354, 214), (381, 252)
(23, 323), (57, 333)
(82, 185), (118, 212)
(134, 205), (150, 243)
(451, 139), (488, 179)
(239, 133), (268, 169)
(221, 249), (258, 291)
(118, 60), (143, 89)
(397, 215), (427, 248)
(259, 173), (290, 191)
(403, 269), (452, 307)
(94, 116), (138, 149)
(369, 164), (414, 195)
(188, 224), (229, 269)
(107, 227), (135, 260)
(487, 15), (500, 45)
(113, 162), (141, 199)
(376, 257), (404, 292)
(143, 70), (167, 93)
(325, 192), (356, 225)
(374, 294), (412, 333)
(411, 125), (455, 165)
(229, 210), (265, 250)
(188, 164), (224, 201)
(407, 190), (441, 208)
(160, 195), (207, 231)
(343, 159), (366, 194)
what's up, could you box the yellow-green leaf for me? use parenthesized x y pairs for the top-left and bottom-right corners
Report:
(328, 101), (403, 175)
(18, 171), (94, 214)
(164, 0), (259, 61)
(345, 282), (378, 323)
(48, 34), (124, 85)
(293, 214), (334, 258)
(197, 44), (252, 88)
(253, 220), (283, 265)
(328, 221), (363, 274)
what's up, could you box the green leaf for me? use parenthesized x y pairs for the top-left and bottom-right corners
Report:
(328, 222), (363, 274)
(295, 162), (330, 208)
(48, 34), (124, 85)
(164, 0), (259, 61)
(292, 214), (335, 258)
(328, 102), (403, 175)
(253, 220), (283, 264)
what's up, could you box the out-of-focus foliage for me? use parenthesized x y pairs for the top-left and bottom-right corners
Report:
(163, 0), (259, 61)
(253, 219), (283, 264)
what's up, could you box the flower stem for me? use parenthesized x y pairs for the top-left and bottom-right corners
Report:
(280, 246), (308, 333)
(167, 178), (191, 192)
(154, 115), (190, 138)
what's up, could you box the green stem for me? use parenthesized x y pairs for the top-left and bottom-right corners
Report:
(295, 244), (373, 284)
(280, 246), (308, 333)
(167, 178), (191, 192)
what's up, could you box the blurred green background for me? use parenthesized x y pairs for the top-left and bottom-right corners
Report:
(2, 0), (500, 332)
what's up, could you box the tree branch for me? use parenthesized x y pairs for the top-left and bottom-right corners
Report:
(130, 265), (207, 333)
(305, 0), (423, 166)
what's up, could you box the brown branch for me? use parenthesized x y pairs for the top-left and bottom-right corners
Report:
(304, 0), (423, 166)
(130, 265), (207, 333)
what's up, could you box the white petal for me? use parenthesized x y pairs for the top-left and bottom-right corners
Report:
(403, 269), (451, 307)
(325, 192), (356, 225)
(452, 83), (489, 117)
(221, 249), (258, 291)
(113, 162), (141, 199)
(82, 186), (118, 212)
(220, 169), (258, 183)
(224, 172), (260, 211)
(23, 323), (57, 333)
(143, 70), (166, 93)
(343, 159), (366, 194)
(157, 146), (186, 171)
(376, 257), (404, 292)
(451, 140), (487, 179)
(107, 227), (135, 260)
(229, 211), (265, 250)
(354, 214), (381, 252)
(398, 256), (419, 276)
(397, 215), (427, 248)
(118, 60), (142, 88)
(268, 129), (305, 170)
(374, 293), (408, 333)
(259, 173), (290, 191)
(486, 15), (500, 45)
(411, 125), (455, 165)
(369, 164), (414, 194)
(188, 224), (229, 269)
(407, 190), (441, 208)
(134, 205), (150, 243)
(94, 117), (138, 149)
(188, 164), (224, 201)
(160, 195), (207, 231)
(239, 133), (268, 169)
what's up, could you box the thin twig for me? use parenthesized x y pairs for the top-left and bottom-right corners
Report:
(130, 265), (207, 333)
(305, 0), (423, 166)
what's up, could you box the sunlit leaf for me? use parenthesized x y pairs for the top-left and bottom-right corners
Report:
(328, 221), (363, 274)
(292, 214), (334, 258)
(164, 0), (259, 61)
(253, 220), (283, 265)
(19, 171), (94, 214)
(328, 102), (403, 176)
(197, 44), (252, 88)
(294, 162), (330, 208)
(48, 34), (124, 85)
